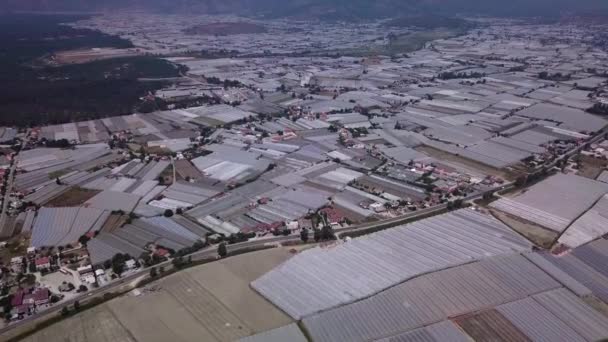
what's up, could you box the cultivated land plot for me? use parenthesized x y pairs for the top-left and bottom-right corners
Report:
(577, 155), (608, 180)
(21, 306), (135, 342)
(415, 145), (510, 179)
(19, 248), (294, 342)
(99, 213), (126, 233)
(52, 48), (140, 65)
(45, 187), (101, 207)
(490, 209), (557, 249)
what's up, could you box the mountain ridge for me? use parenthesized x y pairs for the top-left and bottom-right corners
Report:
(3, 0), (608, 19)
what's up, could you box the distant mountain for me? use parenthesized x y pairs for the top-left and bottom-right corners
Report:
(4, 0), (608, 19)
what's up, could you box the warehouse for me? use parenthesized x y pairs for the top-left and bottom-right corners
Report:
(252, 209), (533, 319)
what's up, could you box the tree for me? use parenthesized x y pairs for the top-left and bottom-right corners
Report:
(73, 301), (80, 311)
(61, 306), (70, 317)
(22, 274), (36, 286)
(313, 229), (322, 242)
(176, 208), (183, 215)
(163, 209), (174, 218)
(78, 285), (88, 292)
(300, 228), (309, 243)
(28, 262), (37, 274)
(111, 253), (128, 277)
(150, 267), (157, 278)
(218, 243), (228, 258)
(321, 226), (335, 240)
(172, 256), (184, 269)
(515, 175), (527, 187)
(78, 234), (90, 246)
(453, 199), (464, 209)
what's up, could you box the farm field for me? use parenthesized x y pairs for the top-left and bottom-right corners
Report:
(490, 209), (557, 249)
(19, 247), (295, 342)
(45, 187), (101, 207)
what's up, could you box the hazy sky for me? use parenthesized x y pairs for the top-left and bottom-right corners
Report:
(3, 0), (608, 17)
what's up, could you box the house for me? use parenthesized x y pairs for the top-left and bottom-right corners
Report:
(320, 207), (345, 226)
(155, 248), (170, 258)
(370, 202), (387, 213)
(22, 294), (35, 306)
(33, 288), (50, 306)
(77, 265), (96, 284)
(11, 305), (29, 318)
(11, 290), (24, 307)
(95, 268), (108, 285)
(125, 259), (137, 270)
(35, 257), (51, 270)
(76, 265), (93, 275)
(10, 256), (24, 273)
(81, 273), (96, 285)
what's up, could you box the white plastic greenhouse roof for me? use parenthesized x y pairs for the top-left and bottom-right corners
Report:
(251, 208), (533, 319)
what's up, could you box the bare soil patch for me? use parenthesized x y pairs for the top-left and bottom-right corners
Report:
(45, 187), (101, 207)
(416, 145), (510, 179)
(490, 209), (557, 249)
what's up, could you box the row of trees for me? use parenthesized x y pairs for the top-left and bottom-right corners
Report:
(438, 71), (486, 80)
(587, 103), (608, 116)
(538, 71), (571, 81)
(300, 226), (336, 243)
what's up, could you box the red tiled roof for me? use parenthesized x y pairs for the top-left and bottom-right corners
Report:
(33, 288), (50, 301)
(155, 248), (169, 257)
(320, 207), (344, 223)
(242, 221), (284, 233)
(11, 291), (24, 307)
(35, 257), (50, 266)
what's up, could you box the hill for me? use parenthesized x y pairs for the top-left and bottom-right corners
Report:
(4, 0), (608, 19)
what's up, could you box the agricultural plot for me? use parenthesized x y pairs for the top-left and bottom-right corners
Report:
(20, 248), (294, 342)
(45, 187), (101, 207)
(30, 207), (109, 248)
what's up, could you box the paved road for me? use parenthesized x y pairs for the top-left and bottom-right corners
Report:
(0, 242), (251, 336)
(0, 182), (508, 335)
(0, 152), (19, 230)
(1, 130), (604, 336)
